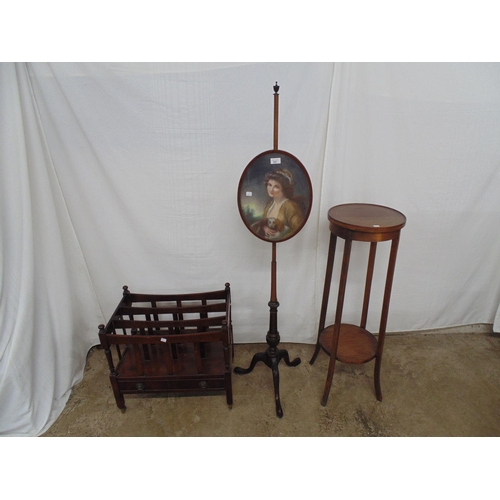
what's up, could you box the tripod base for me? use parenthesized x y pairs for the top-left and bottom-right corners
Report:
(234, 347), (301, 418)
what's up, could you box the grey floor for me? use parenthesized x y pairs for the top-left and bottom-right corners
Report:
(42, 327), (500, 437)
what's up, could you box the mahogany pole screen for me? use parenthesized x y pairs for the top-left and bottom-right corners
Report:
(234, 83), (313, 418)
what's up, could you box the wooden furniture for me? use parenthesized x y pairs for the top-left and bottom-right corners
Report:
(98, 283), (234, 411)
(234, 83), (311, 418)
(310, 204), (406, 406)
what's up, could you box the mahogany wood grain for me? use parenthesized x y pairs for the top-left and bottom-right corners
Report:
(319, 324), (378, 364)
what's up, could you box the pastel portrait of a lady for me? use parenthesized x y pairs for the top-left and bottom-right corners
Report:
(251, 168), (305, 240)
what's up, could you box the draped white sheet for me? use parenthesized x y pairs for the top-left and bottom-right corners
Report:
(1, 62), (500, 436)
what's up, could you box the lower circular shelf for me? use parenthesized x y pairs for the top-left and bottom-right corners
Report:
(319, 324), (378, 364)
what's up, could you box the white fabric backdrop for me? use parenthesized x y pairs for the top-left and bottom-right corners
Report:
(1, 62), (500, 436)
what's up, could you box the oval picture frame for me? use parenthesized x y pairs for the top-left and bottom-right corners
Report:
(237, 149), (313, 243)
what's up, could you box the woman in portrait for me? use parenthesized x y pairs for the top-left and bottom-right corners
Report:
(252, 168), (304, 240)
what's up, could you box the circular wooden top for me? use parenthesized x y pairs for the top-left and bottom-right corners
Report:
(328, 203), (406, 233)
